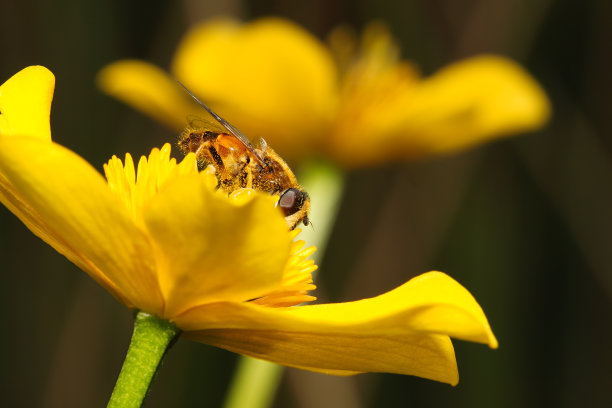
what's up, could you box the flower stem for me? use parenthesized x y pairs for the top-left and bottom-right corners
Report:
(107, 311), (181, 408)
(296, 159), (345, 262)
(222, 160), (345, 408)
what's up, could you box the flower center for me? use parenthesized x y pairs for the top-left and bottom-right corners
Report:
(103, 143), (200, 220)
(250, 228), (317, 307)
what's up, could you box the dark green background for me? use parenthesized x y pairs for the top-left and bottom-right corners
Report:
(1, 0), (610, 407)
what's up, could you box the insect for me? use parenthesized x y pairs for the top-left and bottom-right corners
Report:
(177, 83), (310, 230)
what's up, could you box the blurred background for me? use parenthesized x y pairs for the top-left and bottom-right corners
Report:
(1, 0), (611, 407)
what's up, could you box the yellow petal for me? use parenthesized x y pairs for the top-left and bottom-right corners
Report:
(401, 55), (550, 153)
(187, 329), (458, 384)
(97, 60), (197, 130)
(143, 172), (291, 318)
(176, 271), (496, 384)
(0, 136), (163, 312)
(0, 66), (54, 141)
(330, 55), (551, 167)
(171, 18), (338, 159)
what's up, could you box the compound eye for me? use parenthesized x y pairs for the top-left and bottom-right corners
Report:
(278, 188), (306, 216)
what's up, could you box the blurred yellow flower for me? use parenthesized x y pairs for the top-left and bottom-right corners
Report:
(1, 66), (497, 384)
(98, 17), (550, 168)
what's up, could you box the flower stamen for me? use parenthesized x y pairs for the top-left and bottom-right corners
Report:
(103, 143), (199, 219)
(251, 230), (318, 308)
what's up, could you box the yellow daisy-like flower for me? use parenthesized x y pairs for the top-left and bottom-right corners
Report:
(0, 66), (497, 385)
(97, 17), (550, 168)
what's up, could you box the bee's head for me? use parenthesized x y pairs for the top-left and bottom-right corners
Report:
(278, 188), (310, 229)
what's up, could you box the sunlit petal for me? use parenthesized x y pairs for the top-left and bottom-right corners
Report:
(0, 136), (162, 312)
(176, 272), (494, 383)
(143, 172), (291, 318)
(177, 271), (495, 344)
(0, 66), (54, 141)
(186, 329), (459, 384)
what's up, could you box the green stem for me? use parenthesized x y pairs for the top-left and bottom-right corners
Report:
(107, 311), (181, 408)
(222, 358), (284, 408)
(296, 159), (346, 263)
(222, 159), (345, 408)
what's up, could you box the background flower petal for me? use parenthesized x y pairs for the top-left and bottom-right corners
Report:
(97, 60), (197, 130)
(0, 136), (163, 312)
(330, 55), (551, 167)
(0, 66), (54, 141)
(143, 173), (290, 318)
(402, 55), (550, 151)
(171, 18), (338, 159)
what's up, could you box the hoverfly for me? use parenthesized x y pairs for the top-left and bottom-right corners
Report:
(177, 83), (310, 229)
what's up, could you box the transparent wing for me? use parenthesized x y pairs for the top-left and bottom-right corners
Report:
(254, 137), (268, 152)
(178, 81), (266, 165)
(186, 114), (227, 134)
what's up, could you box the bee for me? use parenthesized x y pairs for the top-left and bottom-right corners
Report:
(177, 83), (310, 230)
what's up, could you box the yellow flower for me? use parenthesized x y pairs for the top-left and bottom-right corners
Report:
(0, 66), (497, 385)
(97, 17), (550, 168)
